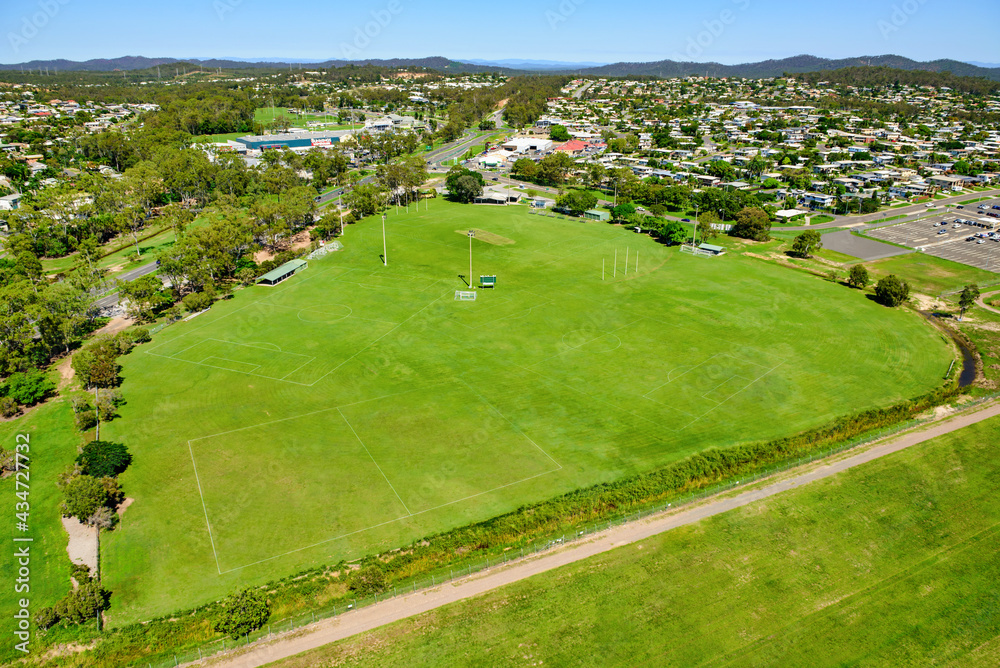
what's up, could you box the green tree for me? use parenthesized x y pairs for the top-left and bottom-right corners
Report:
(660, 220), (689, 245)
(959, 284), (980, 320)
(445, 166), (485, 203)
(2, 371), (55, 406)
(791, 230), (822, 257)
(344, 183), (388, 218)
(213, 588), (270, 639)
(875, 275), (910, 307)
(730, 207), (771, 242)
(62, 475), (110, 521)
(848, 264), (870, 289)
(76, 441), (132, 478)
(117, 274), (169, 323)
(557, 191), (598, 216)
(549, 125), (571, 141)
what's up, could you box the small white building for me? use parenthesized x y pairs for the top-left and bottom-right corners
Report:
(502, 137), (553, 154)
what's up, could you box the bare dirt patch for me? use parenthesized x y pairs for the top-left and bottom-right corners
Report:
(55, 356), (75, 390)
(911, 292), (949, 312)
(254, 230), (314, 263)
(94, 316), (135, 337)
(62, 516), (98, 574)
(456, 229), (515, 246)
(117, 497), (135, 518)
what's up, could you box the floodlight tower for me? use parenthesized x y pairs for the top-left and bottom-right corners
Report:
(382, 213), (387, 266)
(468, 230), (476, 287)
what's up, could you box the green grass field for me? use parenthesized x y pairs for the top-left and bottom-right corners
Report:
(268, 411), (1000, 668)
(100, 199), (951, 624)
(866, 253), (998, 295)
(0, 399), (86, 664)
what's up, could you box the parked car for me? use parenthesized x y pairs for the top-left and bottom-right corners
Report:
(978, 239), (987, 244)
(938, 229), (948, 235)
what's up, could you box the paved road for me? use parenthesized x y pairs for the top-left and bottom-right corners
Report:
(91, 261), (159, 310)
(192, 400), (1000, 668)
(820, 229), (914, 261)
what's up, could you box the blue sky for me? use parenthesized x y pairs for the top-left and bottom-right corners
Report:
(2, 0), (999, 65)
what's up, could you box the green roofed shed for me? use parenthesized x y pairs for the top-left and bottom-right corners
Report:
(584, 209), (610, 221)
(698, 244), (726, 256)
(258, 259), (308, 285)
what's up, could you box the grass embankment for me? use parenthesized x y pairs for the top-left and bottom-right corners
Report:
(270, 411), (1000, 668)
(866, 253), (998, 295)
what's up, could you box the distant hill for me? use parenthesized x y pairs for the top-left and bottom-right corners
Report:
(2, 54), (998, 82)
(0, 55), (483, 73)
(572, 54), (1000, 82)
(462, 58), (608, 70)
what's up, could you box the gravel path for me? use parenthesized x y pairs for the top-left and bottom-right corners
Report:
(976, 289), (1000, 315)
(192, 400), (1000, 668)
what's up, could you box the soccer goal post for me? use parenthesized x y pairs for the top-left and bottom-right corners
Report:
(455, 290), (477, 301)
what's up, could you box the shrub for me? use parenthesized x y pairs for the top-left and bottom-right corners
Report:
(76, 440), (132, 478)
(349, 565), (387, 597)
(2, 371), (55, 406)
(212, 588), (270, 639)
(0, 396), (19, 418)
(74, 410), (98, 432)
(62, 475), (110, 521)
(87, 506), (118, 530)
(0, 447), (14, 474)
(35, 606), (59, 631)
(875, 274), (910, 307)
(54, 582), (111, 624)
(848, 264), (871, 289)
(182, 290), (214, 313)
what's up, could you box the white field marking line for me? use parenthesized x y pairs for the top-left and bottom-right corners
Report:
(199, 357), (262, 375)
(144, 337), (210, 359)
(644, 353), (725, 398)
(531, 319), (642, 368)
(187, 440), (223, 575)
(205, 338), (314, 359)
(187, 384), (454, 445)
(302, 290), (451, 388)
(699, 374), (755, 403)
(337, 407), (413, 517)
(264, 302), (399, 326)
(680, 361), (787, 431)
(278, 356), (318, 381)
(239, 341), (282, 351)
(147, 349), (317, 386)
(456, 377), (563, 471)
(216, 468), (562, 575)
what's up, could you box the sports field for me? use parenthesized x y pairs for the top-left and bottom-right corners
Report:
(101, 199), (952, 622)
(269, 412), (1000, 668)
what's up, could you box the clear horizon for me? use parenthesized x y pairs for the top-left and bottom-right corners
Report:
(1, 0), (999, 65)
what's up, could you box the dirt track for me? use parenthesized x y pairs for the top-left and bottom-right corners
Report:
(194, 400), (1000, 668)
(977, 289), (1000, 315)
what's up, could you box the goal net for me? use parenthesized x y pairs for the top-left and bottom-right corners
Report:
(455, 290), (477, 301)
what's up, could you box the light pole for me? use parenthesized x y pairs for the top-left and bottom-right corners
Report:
(468, 230), (475, 288)
(381, 213), (387, 266)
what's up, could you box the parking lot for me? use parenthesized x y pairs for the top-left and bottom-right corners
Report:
(865, 205), (1000, 272)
